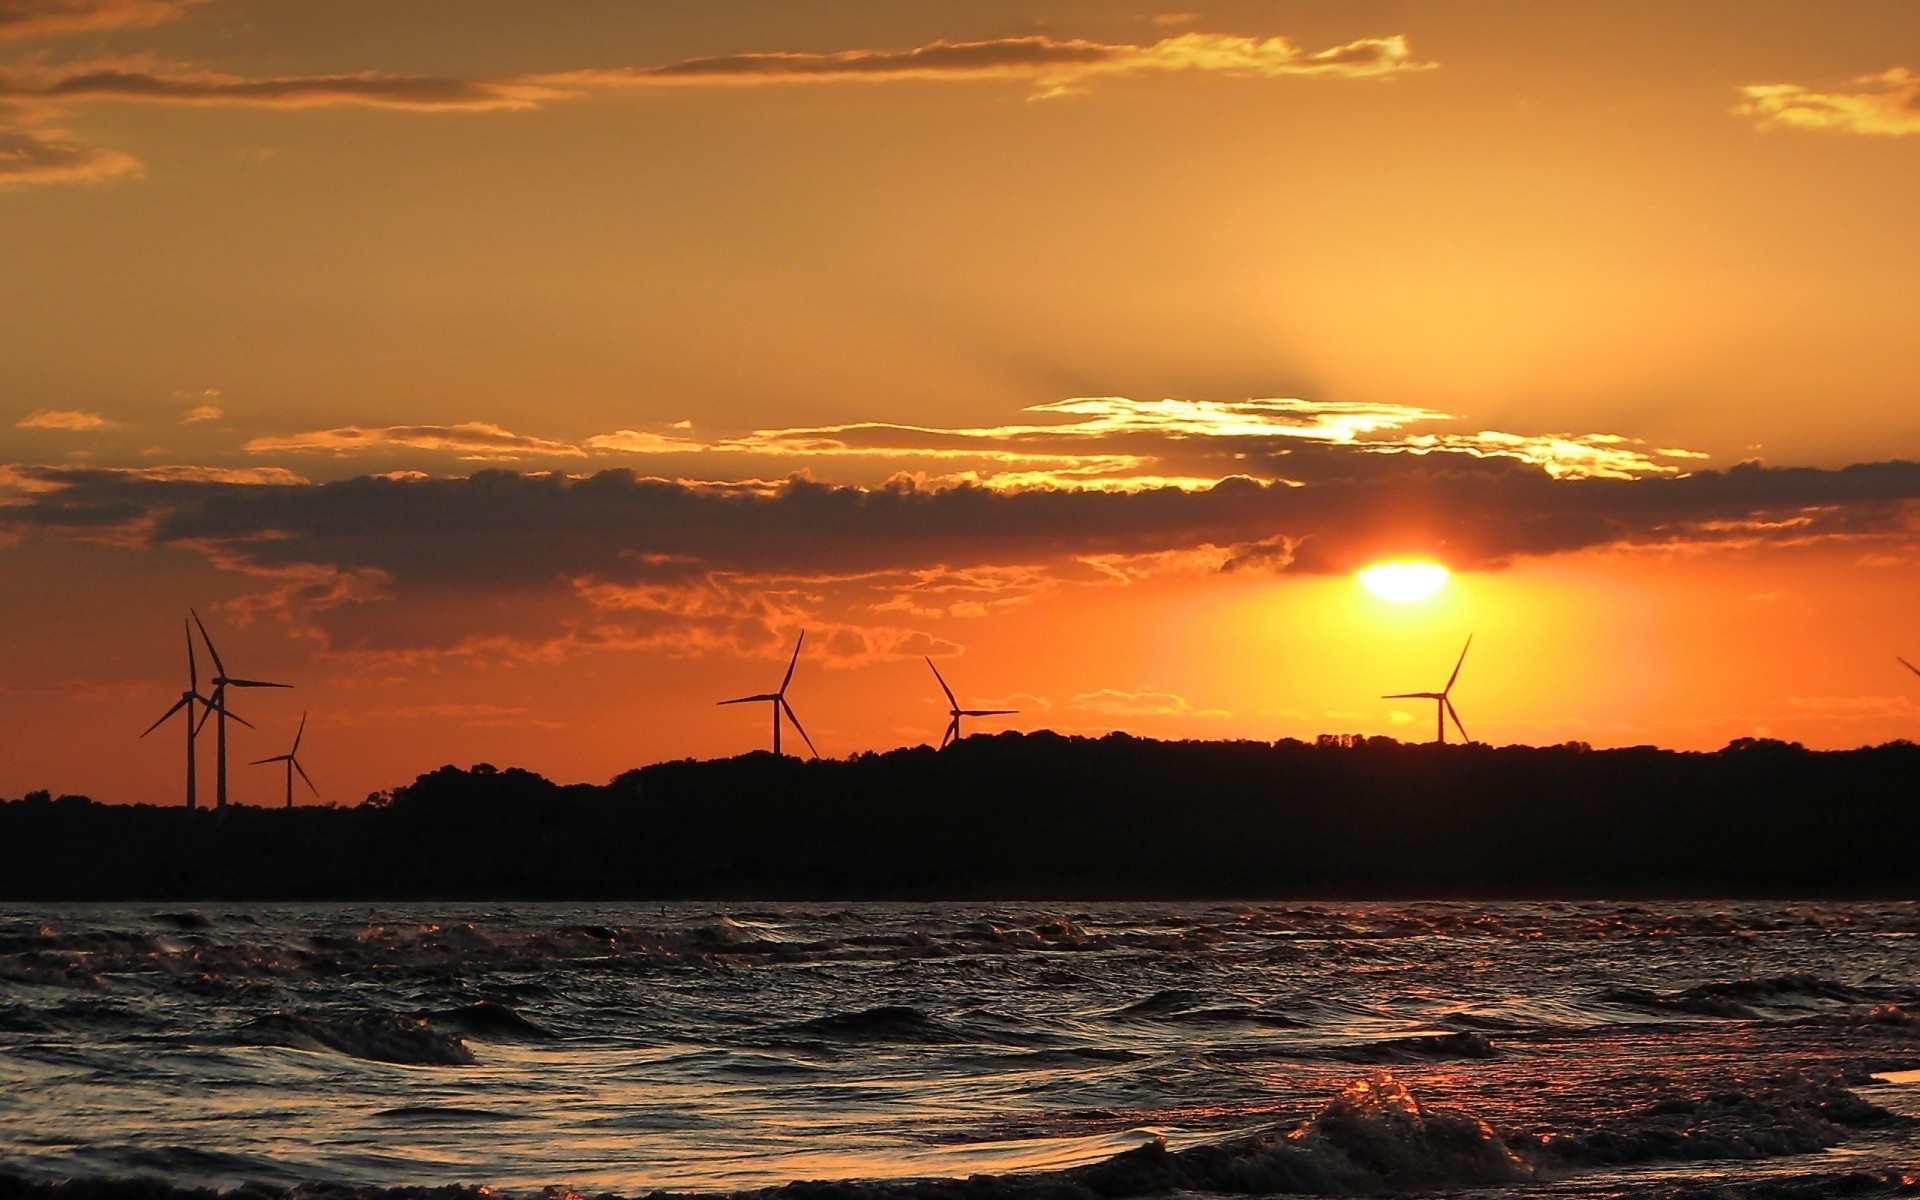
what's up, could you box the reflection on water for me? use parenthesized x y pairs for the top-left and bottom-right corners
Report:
(0, 902), (1916, 1195)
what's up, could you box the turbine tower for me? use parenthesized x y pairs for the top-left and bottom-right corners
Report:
(251, 711), (317, 809)
(926, 657), (1016, 748)
(717, 631), (817, 757)
(1383, 635), (1474, 745)
(139, 618), (232, 809)
(192, 609), (292, 809)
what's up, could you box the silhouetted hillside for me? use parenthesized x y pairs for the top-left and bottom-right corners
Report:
(3, 732), (1917, 899)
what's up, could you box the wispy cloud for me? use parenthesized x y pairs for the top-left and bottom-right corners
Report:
(545, 32), (1433, 99)
(0, 0), (204, 41)
(1068, 688), (1227, 718)
(0, 26), (1429, 187)
(0, 65), (555, 110)
(0, 127), (138, 185)
(245, 423), (587, 459)
(179, 403), (221, 423)
(1737, 67), (1920, 137)
(337, 397), (1696, 487)
(15, 407), (108, 429)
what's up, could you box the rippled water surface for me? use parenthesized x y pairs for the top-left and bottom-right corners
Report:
(1, 903), (1917, 1197)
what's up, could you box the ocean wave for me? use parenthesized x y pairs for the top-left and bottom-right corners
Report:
(421, 1001), (554, 1042)
(780, 1005), (973, 1045)
(1598, 974), (1882, 1020)
(236, 1011), (474, 1066)
(2, 1073), (1904, 1200)
(1321, 1031), (1498, 1064)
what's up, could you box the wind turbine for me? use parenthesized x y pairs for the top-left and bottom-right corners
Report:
(192, 609), (292, 809)
(926, 657), (1016, 748)
(251, 712), (317, 809)
(717, 631), (817, 758)
(139, 618), (236, 809)
(1383, 635), (1474, 745)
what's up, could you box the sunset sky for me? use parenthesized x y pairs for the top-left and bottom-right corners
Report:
(4, 0), (1919, 806)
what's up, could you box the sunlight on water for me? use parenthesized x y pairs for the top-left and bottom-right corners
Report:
(1, 902), (1917, 1196)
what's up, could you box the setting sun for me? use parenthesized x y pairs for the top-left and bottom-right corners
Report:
(1357, 561), (1451, 604)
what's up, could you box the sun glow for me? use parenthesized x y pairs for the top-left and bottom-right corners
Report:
(1357, 561), (1450, 604)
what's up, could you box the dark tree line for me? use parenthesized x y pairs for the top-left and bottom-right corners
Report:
(2, 731), (1916, 900)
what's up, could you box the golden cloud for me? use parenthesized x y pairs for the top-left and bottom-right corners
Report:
(15, 407), (108, 429)
(245, 423), (586, 459)
(0, 65), (556, 110)
(545, 32), (1433, 98)
(1738, 67), (1920, 137)
(0, 28), (1427, 186)
(244, 397), (1703, 489)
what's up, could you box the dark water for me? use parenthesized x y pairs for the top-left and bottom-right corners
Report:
(0, 903), (1916, 1198)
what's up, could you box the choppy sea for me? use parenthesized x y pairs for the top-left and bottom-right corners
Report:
(1, 903), (1916, 1199)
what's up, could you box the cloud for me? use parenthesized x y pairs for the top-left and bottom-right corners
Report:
(179, 404), (221, 423)
(0, 27), (1425, 188)
(0, 127), (138, 186)
(6, 454), (1918, 663)
(542, 31), (1433, 98)
(322, 397), (1692, 489)
(1068, 687), (1210, 717)
(1737, 67), (1920, 137)
(0, 0), (203, 41)
(582, 429), (709, 455)
(0, 65), (555, 111)
(245, 423), (586, 460)
(15, 407), (107, 429)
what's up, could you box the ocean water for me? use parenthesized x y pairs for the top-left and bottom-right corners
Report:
(0, 902), (1916, 1198)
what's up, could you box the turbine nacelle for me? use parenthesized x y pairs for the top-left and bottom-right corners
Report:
(717, 632), (817, 758)
(251, 711), (317, 807)
(1382, 635), (1473, 744)
(926, 657), (1018, 749)
(191, 608), (292, 809)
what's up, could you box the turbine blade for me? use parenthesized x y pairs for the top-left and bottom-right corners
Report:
(1900, 656), (1920, 678)
(194, 696), (218, 736)
(1382, 692), (1435, 700)
(250, 754), (289, 765)
(141, 696), (190, 738)
(294, 760), (318, 795)
(961, 709), (1017, 717)
(228, 678), (292, 689)
(1445, 634), (1473, 693)
(718, 694), (776, 706)
(1446, 697), (1470, 744)
(942, 716), (958, 749)
(291, 711), (307, 753)
(780, 698), (818, 758)
(780, 630), (805, 694)
(191, 609), (226, 678)
(185, 618), (198, 691)
(926, 657), (957, 707)
(223, 706), (255, 730)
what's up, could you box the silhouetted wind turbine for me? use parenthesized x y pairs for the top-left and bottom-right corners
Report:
(139, 618), (235, 809)
(926, 657), (1016, 748)
(192, 609), (291, 809)
(1383, 635), (1474, 745)
(251, 711), (317, 809)
(717, 631), (817, 757)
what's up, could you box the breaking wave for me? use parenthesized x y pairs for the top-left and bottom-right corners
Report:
(0, 1074), (1907, 1200)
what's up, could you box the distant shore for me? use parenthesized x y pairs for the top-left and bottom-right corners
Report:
(3, 731), (1917, 901)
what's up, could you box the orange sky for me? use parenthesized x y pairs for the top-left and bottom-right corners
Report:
(3, 0), (1919, 806)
